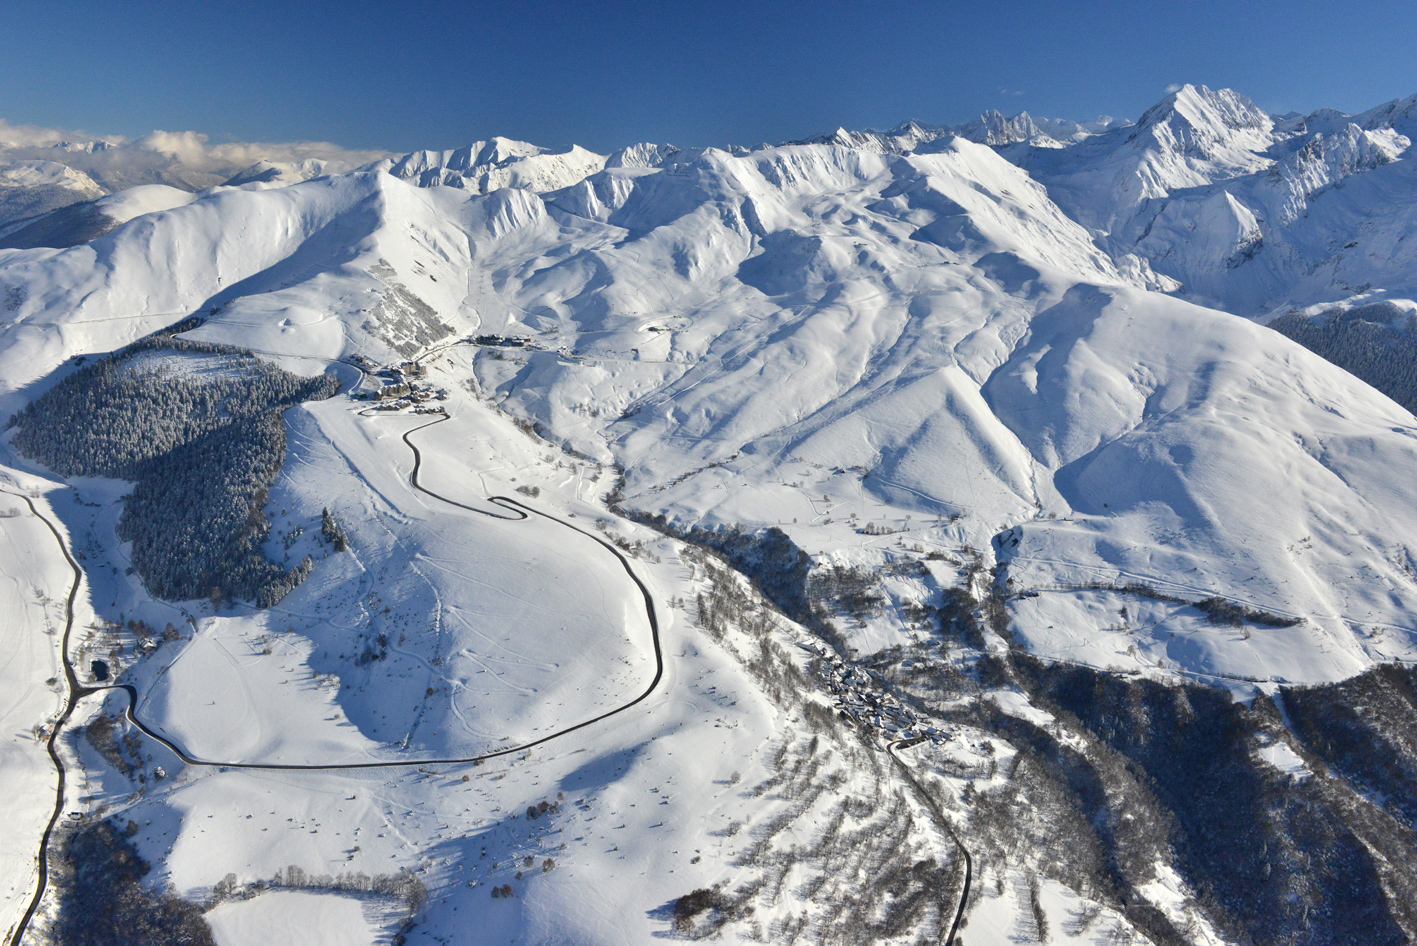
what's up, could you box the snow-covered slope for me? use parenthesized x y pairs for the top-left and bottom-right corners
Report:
(4, 94), (1417, 945)
(0, 161), (105, 231)
(980, 84), (1417, 316)
(0, 492), (87, 940)
(444, 136), (1417, 685)
(6, 126), (1417, 684)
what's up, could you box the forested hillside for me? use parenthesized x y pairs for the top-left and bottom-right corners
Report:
(1270, 304), (1417, 416)
(8, 323), (338, 605)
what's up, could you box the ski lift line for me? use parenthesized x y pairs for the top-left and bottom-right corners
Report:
(60, 310), (195, 325)
(861, 471), (969, 515)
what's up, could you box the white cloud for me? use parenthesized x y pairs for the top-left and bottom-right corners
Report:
(1165, 83), (1183, 94)
(0, 119), (124, 150)
(0, 119), (390, 193)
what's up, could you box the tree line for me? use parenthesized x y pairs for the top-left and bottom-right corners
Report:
(1271, 303), (1417, 416)
(8, 328), (339, 606)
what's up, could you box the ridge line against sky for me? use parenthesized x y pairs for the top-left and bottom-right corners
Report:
(1, 1), (1415, 153)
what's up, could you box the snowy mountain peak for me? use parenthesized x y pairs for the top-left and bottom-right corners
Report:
(887, 119), (935, 139)
(785, 124), (945, 154)
(49, 139), (117, 153)
(1139, 83), (1269, 132)
(0, 159), (104, 193)
(0, 159), (107, 244)
(1355, 90), (1417, 138)
(960, 109), (1046, 145)
(222, 158), (330, 187)
(605, 141), (682, 168)
(958, 110), (1134, 148)
(1233, 119), (1409, 233)
(375, 137), (540, 178)
(370, 138), (607, 194)
(794, 111), (1126, 157)
(1132, 83), (1273, 161)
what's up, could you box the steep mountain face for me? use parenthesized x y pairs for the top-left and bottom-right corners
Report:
(989, 84), (1417, 316)
(0, 160), (105, 232)
(366, 138), (609, 194)
(1005, 85), (1276, 233)
(1353, 90), (1417, 138)
(4, 88), (1417, 946)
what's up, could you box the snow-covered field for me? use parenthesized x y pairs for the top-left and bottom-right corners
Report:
(2, 81), (1417, 944)
(0, 492), (67, 943)
(206, 890), (394, 946)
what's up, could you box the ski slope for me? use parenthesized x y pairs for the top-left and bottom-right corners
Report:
(3, 85), (1417, 943)
(3, 119), (1416, 709)
(0, 492), (74, 944)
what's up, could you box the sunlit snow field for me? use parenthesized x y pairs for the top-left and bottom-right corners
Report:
(4, 87), (1417, 941)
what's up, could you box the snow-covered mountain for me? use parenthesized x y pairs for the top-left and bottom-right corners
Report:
(958, 110), (1129, 147)
(777, 84), (1417, 318)
(0, 119), (390, 235)
(366, 138), (608, 194)
(984, 85), (1417, 315)
(789, 111), (1129, 155)
(4, 86), (1417, 946)
(0, 161), (105, 232)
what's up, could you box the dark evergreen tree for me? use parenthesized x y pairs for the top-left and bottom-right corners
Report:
(9, 329), (339, 605)
(1271, 303), (1417, 416)
(49, 818), (215, 946)
(321, 507), (348, 551)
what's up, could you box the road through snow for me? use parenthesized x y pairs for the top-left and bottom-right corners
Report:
(3, 409), (663, 946)
(889, 737), (974, 946)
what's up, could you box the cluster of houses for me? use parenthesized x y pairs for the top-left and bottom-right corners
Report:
(810, 644), (945, 747)
(350, 356), (447, 413)
(473, 333), (532, 349)
(472, 333), (583, 361)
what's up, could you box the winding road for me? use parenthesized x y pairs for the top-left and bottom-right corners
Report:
(4, 410), (663, 946)
(6, 359), (970, 946)
(4, 492), (85, 946)
(889, 737), (974, 946)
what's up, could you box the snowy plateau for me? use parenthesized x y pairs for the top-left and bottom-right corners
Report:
(1, 83), (1417, 946)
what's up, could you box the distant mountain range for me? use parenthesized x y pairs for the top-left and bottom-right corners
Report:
(5, 85), (1417, 945)
(7, 83), (1417, 320)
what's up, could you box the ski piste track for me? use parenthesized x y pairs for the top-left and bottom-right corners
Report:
(6, 354), (974, 946)
(4, 407), (664, 946)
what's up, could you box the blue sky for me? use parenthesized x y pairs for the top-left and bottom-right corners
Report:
(1, 1), (1414, 151)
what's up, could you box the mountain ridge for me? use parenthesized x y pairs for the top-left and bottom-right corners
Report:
(5, 84), (1417, 946)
